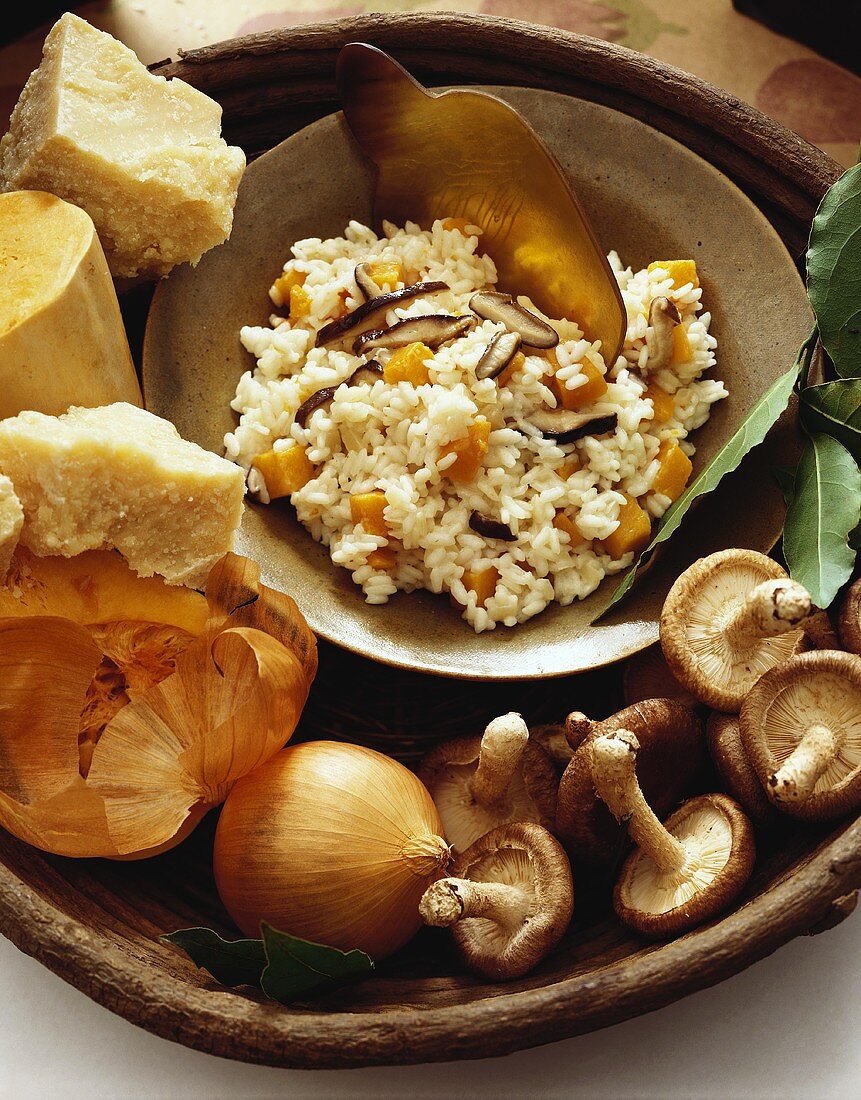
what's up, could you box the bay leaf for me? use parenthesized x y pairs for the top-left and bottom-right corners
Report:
(162, 927), (266, 987)
(807, 164), (861, 378)
(260, 922), (374, 1003)
(800, 378), (861, 461)
(597, 356), (803, 617)
(772, 466), (797, 508)
(783, 433), (861, 608)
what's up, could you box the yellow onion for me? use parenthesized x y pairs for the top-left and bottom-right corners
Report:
(0, 551), (317, 858)
(213, 741), (451, 960)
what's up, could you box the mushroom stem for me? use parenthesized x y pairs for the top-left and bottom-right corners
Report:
(419, 877), (532, 928)
(469, 712), (529, 807)
(590, 731), (687, 874)
(769, 723), (840, 804)
(723, 579), (811, 649)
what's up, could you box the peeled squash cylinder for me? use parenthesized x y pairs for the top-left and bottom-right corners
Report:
(0, 191), (142, 419)
(213, 741), (451, 960)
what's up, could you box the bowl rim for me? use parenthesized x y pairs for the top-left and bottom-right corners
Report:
(1, 815), (859, 1069)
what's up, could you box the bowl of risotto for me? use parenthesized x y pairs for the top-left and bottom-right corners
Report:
(144, 86), (811, 678)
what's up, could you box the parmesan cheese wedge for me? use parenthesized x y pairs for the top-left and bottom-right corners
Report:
(0, 475), (24, 579)
(0, 13), (246, 279)
(0, 403), (246, 588)
(0, 190), (142, 420)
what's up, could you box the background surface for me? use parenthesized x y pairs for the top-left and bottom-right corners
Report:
(2, 2), (860, 1097)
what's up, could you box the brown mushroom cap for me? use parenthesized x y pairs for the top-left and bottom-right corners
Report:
(838, 577), (861, 654)
(614, 792), (755, 939)
(417, 713), (557, 853)
(529, 723), (574, 773)
(706, 712), (780, 828)
(419, 821), (574, 980)
(556, 700), (705, 864)
(660, 548), (811, 712)
(622, 644), (699, 708)
(740, 650), (861, 822)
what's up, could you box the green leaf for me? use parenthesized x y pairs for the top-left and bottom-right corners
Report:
(783, 433), (861, 607)
(807, 164), (861, 377)
(773, 466), (797, 508)
(259, 923), (374, 1004)
(162, 928), (266, 987)
(597, 356), (803, 617)
(800, 378), (861, 461)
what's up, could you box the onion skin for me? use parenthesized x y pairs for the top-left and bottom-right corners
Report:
(213, 741), (450, 960)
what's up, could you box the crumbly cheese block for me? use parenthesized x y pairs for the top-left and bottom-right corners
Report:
(0, 191), (142, 419)
(0, 475), (24, 579)
(0, 403), (245, 588)
(0, 14), (246, 279)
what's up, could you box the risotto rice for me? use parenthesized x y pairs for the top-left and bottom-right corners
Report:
(225, 219), (724, 632)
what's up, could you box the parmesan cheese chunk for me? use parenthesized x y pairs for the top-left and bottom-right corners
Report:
(0, 403), (245, 588)
(0, 475), (24, 579)
(0, 14), (246, 279)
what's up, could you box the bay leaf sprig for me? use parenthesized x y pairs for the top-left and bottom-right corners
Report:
(782, 162), (861, 606)
(163, 923), (375, 1004)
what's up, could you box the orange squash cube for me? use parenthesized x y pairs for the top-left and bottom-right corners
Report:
(648, 259), (699, 291)
(601, 495), (652, 560)
(552, 511), (579, 541)
(440, 419), (492, 482)
(350, 491), (389, 537)
(652, 440), (693, 502)
(272, 268), (306, 305)
(461, 565), (499, 608)
(671, 323), (692, 365)
(289, 283), (312, 323)
(365, 259), (402, 291)
(550, 355), (608, 411)
(645, 384), (675, 423)
(383, 342), (432, 386)
(558, 456), (581, 479)
(367, 545), (398, 571)
(497, 350), (526, 388)
(253, 445), (317, 499)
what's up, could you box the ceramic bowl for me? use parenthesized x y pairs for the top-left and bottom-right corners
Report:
(143, 86), (811, 678)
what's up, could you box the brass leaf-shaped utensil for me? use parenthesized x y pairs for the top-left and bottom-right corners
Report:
(337, 43), (626, 362)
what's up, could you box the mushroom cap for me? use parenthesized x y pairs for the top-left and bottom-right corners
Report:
(449, 822), (574, 980)
(622, 644), (699, 708)
(740, 650), (861, 821)
(660, 549), (805, 712)
(838, 577), (861, 654)
(417, 734), (557, 853)
(556, 700), (706, 864)
(529, 723), (573, 773)
(706, 712), (780, 828)
(614, 793), (755, 939)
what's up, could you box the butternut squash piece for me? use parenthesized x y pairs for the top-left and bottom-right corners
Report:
(645, 384), (675, 423)
(647, 259), (699, 291)
(652, 440), (693, 502)
(497, 350), (526, 388)
(549, 354), (608, 411)
(272, 269), (306, 305)
(253, 445), (317, 499)
(383, 341), (432, 386)
(289, 283), (312, 323)
(601, 495), (651, 560)
(365, 259), (402, 290)
(367, 545), (399, 571)
(440, 419), (491, 482)
(671, 323), (692, 365)
(558, 456), (581, 479)
(461, 565), (499, 608)
(552, 511), (579, 541)
(350, 491), (389, 537)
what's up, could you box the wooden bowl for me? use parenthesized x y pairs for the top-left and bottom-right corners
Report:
(0, 13), (853, 1071)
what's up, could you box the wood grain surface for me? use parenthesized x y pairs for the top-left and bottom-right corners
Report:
(0, 13), (854, 1071)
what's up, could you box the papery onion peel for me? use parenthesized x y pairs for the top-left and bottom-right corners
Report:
(0, 550), (317, 858)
